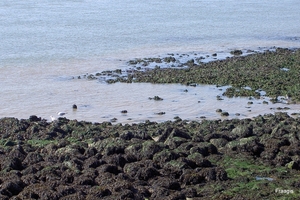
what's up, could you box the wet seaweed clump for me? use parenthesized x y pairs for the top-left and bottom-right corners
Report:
(223, 87), (261, 98)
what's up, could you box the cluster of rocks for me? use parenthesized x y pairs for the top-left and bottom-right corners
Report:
(74, 49), (246, 84)
(0, 112), (300, 199)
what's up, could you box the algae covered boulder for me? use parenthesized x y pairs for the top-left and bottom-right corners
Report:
(1, 111), (300, 199)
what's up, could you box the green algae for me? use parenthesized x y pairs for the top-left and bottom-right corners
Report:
(128, 48), (300, 102)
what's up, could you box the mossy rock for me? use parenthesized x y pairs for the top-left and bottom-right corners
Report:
(189, 142), (218, 157)
(225, 136), (257, 150)
(210, 138), (229, 148)
(153, 149), (180, 164)
(164, 136), (187, 149)
(164, 159), (191, 171)
(187, 152), (212, 167)
(90, 138), (128, 156)
(230, 125), (253, 138)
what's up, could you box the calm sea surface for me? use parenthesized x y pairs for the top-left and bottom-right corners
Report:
(1, 0), (300, 123)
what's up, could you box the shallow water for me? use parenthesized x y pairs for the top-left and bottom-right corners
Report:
(1, 0), (300, 123)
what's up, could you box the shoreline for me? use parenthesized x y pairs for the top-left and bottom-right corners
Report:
(67, 47), (300, 124)
(1, 46), (300, 199)
(1, 46), (300, 124)
(79, 47), (300, 102)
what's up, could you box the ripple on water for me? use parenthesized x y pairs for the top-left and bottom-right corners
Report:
(1, 79), (299, 124)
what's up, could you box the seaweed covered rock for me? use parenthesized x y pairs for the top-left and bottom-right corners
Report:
(0, 113), (300, 199)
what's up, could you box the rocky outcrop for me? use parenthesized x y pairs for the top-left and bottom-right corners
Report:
(0, 112), (300, 199)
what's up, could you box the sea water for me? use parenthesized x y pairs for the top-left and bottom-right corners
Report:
(1, 0), (300, 123)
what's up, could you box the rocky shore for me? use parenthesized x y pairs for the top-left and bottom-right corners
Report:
(0, 112), (300, 199)
(81, 48), (300, 103)
(1, 47), (300, 199)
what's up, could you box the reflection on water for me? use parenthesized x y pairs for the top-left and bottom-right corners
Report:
(1, 0), (300, 123)
(1, 77), (299, 124)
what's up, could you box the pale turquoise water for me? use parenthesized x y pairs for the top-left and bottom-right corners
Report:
(0, 0), (300, 123)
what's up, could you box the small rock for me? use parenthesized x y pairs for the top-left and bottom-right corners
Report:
(230, 49), (243, 56)
(149, 96), (163, 101)
(155, 112), (165, 115)
(221, 112), (229, 116)
(110, 118), (118, 122)
(263, 101), (269, 104)
(216, 95), (224, 100)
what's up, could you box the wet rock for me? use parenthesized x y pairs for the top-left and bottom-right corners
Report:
(22, 152), (44, 166)
(179, 169), (206, 185)
(149, 96), (163, 101)
(230, 125), (253, 138)
(187, 153), (212, 168)
(260, 138), (290, 149)
(216, 108), (222, 112)
(74, 174), (96, 186)
(274, 154), (292, 167)
(217, 95), (224, 101)
(164, 136), (188, 149)
(21, 174), (39, 185)
(155, 111), (165, 115)
(2, 157), (23, 171)
(8, 145), (27, 161)
(153, 149), (180, 164)
(150, 176), (181, 190)
(221, 111), (229, 116)
(150, 187), (170, 199)
(163, 56), (176, 63)
(93, 138), (127, 156)
(55, 185), (77, 197)
(110, 117), (118, 122)
(83, 147), (98, 158)
(97, 164), (120, 175)
(0, 179), (25, 197)
(86, 186), (112, 198)
(60, 193), (86, 200)
(286, 160), (299, 170)
(18, 183), (60, 200)
(83, 157), (103, 169)
(189, 142), (218, 157)
(102, 154), (127, 168)
(200, 167), (228, 181)
(0, 194), (9, 200)
(1, 112), (300, 199)
(210, 138), (229, 148)
(230, 49), (243, 56)
(225, 136), (264, 156)
(260, 150), (277, 161)
(29, 115), (41, 122)
(164, 157), (192, 172)
(124, 160), (160, 181)
(119, 130), (150, 140)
